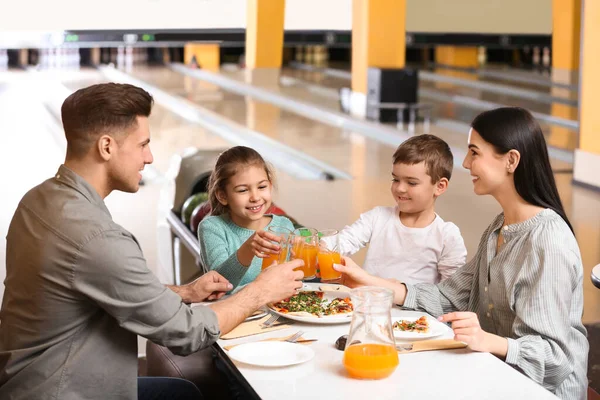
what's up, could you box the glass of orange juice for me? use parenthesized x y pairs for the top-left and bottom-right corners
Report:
(291, 227), (318, 279)
(317, 229), (342, 282)
(260, 226), (292, 270)
(343, 287), (398, 380)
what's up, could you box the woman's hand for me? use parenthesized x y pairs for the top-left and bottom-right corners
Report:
(439, 312), (494, 353)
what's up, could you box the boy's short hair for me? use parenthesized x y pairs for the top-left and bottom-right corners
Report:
(392, 134), (454, 183)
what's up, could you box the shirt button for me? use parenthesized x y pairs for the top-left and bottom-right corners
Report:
(488, 304), (494, 310)
(486, 312), (491, 318)
(56, 174), (61, 179)
(484, 286), (488, 292)
(503, 225), (509, 231)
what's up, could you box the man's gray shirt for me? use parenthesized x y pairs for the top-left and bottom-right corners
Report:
(0, 165), (220, 399)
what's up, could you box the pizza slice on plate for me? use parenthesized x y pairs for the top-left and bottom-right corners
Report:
(271, 291), (326, 317)
(324, 297), (353, 315)
(393, 315), (430, 333)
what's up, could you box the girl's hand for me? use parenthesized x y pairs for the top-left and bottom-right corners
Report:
(248, 230), (282, 258)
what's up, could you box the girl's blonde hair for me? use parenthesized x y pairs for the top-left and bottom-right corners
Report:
(208, 146), (275, 216)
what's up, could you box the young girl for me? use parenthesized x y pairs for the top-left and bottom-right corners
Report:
(335, 108), (588, 400)
(198, 146), (295, 290)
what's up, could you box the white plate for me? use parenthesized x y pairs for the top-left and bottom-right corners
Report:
(267, 288), (353, 325)
(227, 341), (314, 367)
(392, 316), (448, 340)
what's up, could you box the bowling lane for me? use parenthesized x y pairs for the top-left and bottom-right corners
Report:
(278, 67), (579, 152)
(165, 64), (504, 167)
(123, 66), (402, 181)
(285, 62), (578, 111)
(421, 65), (578, 102)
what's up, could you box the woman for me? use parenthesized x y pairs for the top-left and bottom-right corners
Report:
(335, 107), (588, 400)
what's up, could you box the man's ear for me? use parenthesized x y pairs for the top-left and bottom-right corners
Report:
(97, 135), (115, 161)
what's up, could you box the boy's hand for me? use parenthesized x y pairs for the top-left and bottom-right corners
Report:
(333, 256), (375, 288)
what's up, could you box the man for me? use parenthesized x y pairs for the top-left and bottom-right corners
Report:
(0, 83), (303, 400)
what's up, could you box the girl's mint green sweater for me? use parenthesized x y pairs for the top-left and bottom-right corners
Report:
(197, 214), (294, 289)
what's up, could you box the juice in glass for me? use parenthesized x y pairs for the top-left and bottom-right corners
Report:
(343, 343), (399, 379)
(261, 249), (288, 270)
(297, 244), (318, 278)
(317, 251), (341, 281)
(291, 228), (318, 279)
(261, 226), (292, 270)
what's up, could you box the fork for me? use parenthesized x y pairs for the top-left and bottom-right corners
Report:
(222, 330), (311, 351)
(259, 314), (280, 329)
(284, 330), (305, 343)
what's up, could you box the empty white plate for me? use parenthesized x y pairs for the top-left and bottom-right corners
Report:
(227, 341), (315, 367)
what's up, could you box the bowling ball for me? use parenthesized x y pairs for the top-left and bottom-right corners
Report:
(190, 201), (212, 234)
(266, 203), (286, 216)
(181, 192), (209, 225)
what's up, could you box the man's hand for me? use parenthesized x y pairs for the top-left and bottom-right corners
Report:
(252, 259), (304, 304)
(168, 271), (233, 303)
(191, 271), (234, 302)
(208, 259), (304, 335)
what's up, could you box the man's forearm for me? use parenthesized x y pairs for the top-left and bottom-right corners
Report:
(166, 284), (192, 303)
(209, 283), (265, 334)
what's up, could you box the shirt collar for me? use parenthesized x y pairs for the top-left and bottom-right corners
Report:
(493, 209), (554, 240)
(54, 164), (112, 218)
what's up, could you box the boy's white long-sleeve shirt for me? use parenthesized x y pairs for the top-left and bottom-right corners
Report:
(333, 206), (467, 284)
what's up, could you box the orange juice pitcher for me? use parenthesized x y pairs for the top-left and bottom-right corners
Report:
(343, 287), (398, 380)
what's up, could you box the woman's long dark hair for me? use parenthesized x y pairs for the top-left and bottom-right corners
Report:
(471, 107), (573, 233)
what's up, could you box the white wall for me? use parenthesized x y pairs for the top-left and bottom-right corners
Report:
(0, 0), (350, 31)
(0, 0), (550, 34)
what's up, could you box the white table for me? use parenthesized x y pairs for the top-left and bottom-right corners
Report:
(214, 309), (558, 400)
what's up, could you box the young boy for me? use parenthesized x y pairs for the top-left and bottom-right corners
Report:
(331, 134), (467, 284)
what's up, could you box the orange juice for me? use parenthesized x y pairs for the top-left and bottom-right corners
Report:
(298, 244), (318, 278)
(291, 241), (318, 278)
(343, 344), (399, 379)
(261, 250), (287, 270)
(317, 251), (341, 281)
